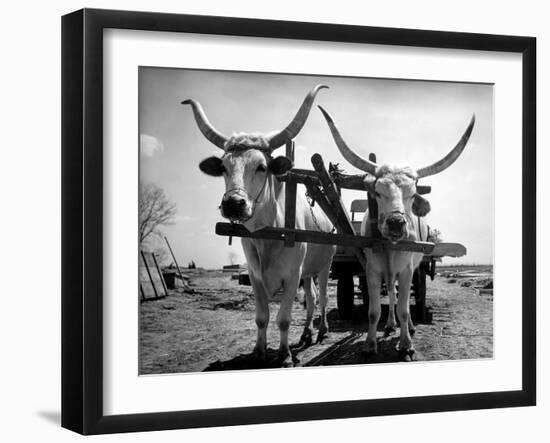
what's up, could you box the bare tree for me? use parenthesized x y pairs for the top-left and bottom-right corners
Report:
(139, 183), (177, 243)
(427, 227), (443, 244)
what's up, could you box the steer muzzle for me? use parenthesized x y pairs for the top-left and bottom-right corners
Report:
(382, 213), (407, 242)
(220, 192), (253, 222)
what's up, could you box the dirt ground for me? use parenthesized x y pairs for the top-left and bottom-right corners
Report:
(139, 268), (493, 374)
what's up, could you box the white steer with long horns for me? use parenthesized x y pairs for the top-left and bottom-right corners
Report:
(183, 85), (336, 367)
(319, 106), (475, 361)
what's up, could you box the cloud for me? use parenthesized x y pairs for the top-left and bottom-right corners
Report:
(140, 134), (164, 157)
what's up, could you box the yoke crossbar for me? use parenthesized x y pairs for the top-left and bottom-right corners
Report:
(215, 142), (435, 256)
(278, 168), (432, 195)
(215, 223), (435, 254)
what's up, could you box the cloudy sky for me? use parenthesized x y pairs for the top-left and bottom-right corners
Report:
(139, 67), (493, 269)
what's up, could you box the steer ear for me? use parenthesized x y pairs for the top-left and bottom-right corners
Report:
(199, 156), (224, 177)
(412, 194), (431, 217)
(268, 156), (293, 175)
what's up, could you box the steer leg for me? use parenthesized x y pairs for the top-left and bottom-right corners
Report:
(277, 272), (301, 367)
(365, 268), (382, 355)
(408, 313), (416, 337)
(384, 276), (397, 336)
(299, 277), (315, 347)
(397, 267), (416, 361)
(316, 265), (331, 343)
(250, 274), (269, 362)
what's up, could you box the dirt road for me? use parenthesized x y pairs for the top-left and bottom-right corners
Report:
(139, 270), (493, 374)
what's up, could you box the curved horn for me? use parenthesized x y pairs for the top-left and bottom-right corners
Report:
(416, 114), (476, 178)
(267, 84), (329, 150)
(181, 99), (228, 150)
(318, 105), (378, 175)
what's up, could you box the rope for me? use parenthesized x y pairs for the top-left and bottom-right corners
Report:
(222, 174), (269, 223)
(305, 191), (336, 234)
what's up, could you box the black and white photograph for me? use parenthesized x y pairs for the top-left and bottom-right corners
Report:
(0, 0), (539, 438)
(138, 67), (494, 374)
(2, 0), (547, 439)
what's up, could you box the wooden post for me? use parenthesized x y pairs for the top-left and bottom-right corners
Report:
(311, 153), (356, 235)
(139, 283), (145, 302)
(284, 177), (297, 247)
(164, 236), (186, 289)
(283, 140), (297, 247)
(285, 140), (295, 163)
(140, 250), (158, 299)
(414, 265), (427, 323)
(304, 179), (340, 228)
(151, 252), (168, 297)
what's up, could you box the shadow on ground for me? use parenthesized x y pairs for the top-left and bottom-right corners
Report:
(203, 303), (421, 371)
(321, 304), (404, 332)
(317, 334), (417, 365)
(203, 348), (299, 371)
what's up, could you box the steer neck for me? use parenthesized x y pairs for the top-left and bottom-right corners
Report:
(242, 175), (283, 232)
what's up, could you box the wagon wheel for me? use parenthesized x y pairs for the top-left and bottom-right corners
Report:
(428, 258), (437, 281)
(413, 264), (428, 323)
(337, 272), (355, 320)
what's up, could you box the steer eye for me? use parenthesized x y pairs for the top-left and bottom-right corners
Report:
(256, 164), (267, 173)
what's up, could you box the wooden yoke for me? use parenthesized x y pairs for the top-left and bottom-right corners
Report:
(286, 139), (295, 161)
(264, 151), (434, 258)
(310, 154), (366, 268)
(280, 168), (430, 195)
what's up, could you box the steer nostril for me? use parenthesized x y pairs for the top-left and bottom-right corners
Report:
(221, 197), (248, 218)
(387, 217), (406, 231)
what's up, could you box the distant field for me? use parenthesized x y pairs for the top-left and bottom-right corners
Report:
(437, 264), (493, 273)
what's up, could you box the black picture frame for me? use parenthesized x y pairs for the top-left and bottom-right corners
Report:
(61, 8), (536, 435)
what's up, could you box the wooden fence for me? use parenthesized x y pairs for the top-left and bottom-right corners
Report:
(139, 250), (168, 302)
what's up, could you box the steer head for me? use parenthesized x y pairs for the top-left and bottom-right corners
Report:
(319, 105), (475, 243)
(198, 133), (293, 222)
(363, 166), (429, 242)
(182, 85), (328, 222)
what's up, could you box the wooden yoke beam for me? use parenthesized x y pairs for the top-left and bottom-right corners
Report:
(310, 154), (366, 268)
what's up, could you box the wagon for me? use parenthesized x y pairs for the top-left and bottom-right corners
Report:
(330, 198), (451, 323)
(216, 142), (466, 324)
